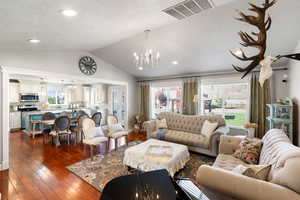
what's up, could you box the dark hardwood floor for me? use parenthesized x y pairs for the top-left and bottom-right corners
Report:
(0, 131), (146, 200)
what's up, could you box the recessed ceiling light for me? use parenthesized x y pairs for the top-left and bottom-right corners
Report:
(172, 61), (178, 65)
(28, 39), (40, 44)
(61, 9), (78, 17)
(138, 67), (143, 71)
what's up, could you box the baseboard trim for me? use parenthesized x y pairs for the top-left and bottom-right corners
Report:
(0, 160), (9, 171)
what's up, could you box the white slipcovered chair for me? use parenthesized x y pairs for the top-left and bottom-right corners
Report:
(82, 118), (108, 160)
(107, 115), (129, 151)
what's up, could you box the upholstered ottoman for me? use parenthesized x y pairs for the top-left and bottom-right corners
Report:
(123, 139), (190, 176)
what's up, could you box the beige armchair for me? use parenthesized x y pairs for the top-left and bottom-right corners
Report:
(82, 118), (108, 160)
(107, 115), (129, 151)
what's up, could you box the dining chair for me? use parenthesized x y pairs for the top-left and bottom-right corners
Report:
(78, 110), (88, 117)
(41, 112), (56, 144)
(71, 114), (89, 144)
(50, 116), (71, 147)
(82, 118), (108, 160)
(107, 115), (129, 151)
(92, 112), (102, 127)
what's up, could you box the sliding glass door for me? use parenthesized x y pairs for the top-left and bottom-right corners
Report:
(150, 81), (182, 119)
(200, 77), (250, 127)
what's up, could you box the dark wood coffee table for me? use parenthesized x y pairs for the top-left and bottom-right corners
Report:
(101, 170), (177, 200)
(100, 169), (236, 200)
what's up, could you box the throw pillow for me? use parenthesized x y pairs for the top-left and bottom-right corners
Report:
(156, 118), (168, 129)
(232, 165), (255, 177)
(233, 137), (263, 164)
(248, 164), (272, 180)
(232, 164), (271, 181)
(108, 123), (124, 133)
(156, 128), (167, 140)
(201, 120), (218, 138)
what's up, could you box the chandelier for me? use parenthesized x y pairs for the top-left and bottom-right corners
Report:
(133, 30), (160, 70)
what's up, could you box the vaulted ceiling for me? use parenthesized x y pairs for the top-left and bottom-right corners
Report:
(0, 0), (230, 51)
(1, 0), (299, 78)
(93, 0), (300, 78)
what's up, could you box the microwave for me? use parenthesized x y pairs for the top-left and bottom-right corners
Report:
(20, 93), (39, 102)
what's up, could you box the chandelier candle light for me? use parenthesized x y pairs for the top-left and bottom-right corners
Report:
(134, 30), (160, 70)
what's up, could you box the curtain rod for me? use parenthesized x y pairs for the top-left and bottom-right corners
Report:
(136, 67), (288, 83)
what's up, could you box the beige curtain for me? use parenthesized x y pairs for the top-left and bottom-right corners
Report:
(139, 83), (150, 121)
(182, 79), (198, 115)
(250, 73), (271, 138)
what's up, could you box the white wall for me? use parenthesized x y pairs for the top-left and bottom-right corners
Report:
(289, 41), (300, 146)
(272, 69), (290, 102)
(0, 50), (138, 118)
(0, 69), (9, 170)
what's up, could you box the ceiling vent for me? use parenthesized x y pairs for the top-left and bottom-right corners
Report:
(163, 0), (214, 20)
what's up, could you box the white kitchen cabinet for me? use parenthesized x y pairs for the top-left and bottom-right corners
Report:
(19, 81), (42, 94)
(9, 112), (21, 130)
(9, 82), (20, 103)
(70, 86), (83, 102)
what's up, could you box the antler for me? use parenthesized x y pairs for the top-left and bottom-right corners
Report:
(230, 0), (276, 78)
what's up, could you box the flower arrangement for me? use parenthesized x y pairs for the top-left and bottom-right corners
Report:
(129, 114), (145, 133)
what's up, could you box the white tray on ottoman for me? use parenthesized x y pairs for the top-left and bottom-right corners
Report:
(123, 139), (190, 176)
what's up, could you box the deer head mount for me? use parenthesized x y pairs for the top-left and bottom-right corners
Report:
(230, 0), (276, 78)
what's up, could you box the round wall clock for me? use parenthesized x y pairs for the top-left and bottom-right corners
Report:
(79, 56), (97, 75)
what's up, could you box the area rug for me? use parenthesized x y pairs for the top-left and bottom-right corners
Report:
(67, 142), (214, 192)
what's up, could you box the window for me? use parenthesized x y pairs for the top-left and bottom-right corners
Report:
(150, 82), (182, 119)
(200, 77), (250, 127)
(47, 87), (65, 105)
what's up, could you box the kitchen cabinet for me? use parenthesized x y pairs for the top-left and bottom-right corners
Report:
(19, 81), (42, 94)
(9, 82), (20, 103)
(9, 112), (21, 130)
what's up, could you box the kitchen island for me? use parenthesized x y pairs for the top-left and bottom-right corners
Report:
(22, 108), (96, 137)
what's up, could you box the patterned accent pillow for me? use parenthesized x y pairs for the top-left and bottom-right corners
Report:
(233, 137), (263, 164)
(232, 164), (271, 181)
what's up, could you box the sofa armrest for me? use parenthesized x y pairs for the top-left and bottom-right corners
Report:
(219, 135), (243, 155)
(209, 127), (229, 156)
(143, 120), (156, 138)
(196, 165), (300, 200)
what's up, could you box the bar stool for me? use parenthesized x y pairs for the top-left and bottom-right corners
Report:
(30, 120), (41, 139)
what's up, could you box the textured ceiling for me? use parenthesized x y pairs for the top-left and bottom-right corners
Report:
(0, 0), (233, 51)
(93, 0), (300, 78)
(0, 0), (186, 51)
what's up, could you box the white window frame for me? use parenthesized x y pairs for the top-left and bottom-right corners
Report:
(199, 75), (251, 127)
(47, 85), (67, 106)
(150, 80), (183, 119)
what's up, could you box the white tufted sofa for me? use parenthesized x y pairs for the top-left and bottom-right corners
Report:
(143, 112), (227, 157)
(196, 129), (300, 200)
